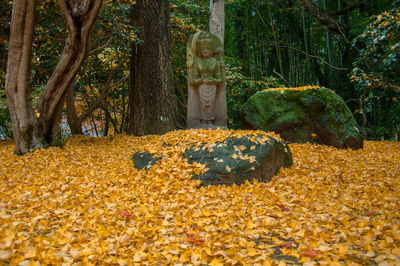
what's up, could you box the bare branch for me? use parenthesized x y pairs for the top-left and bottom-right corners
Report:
(299, 0), (349, 42)
(272, 69), (291, 87)
(78, 56), (129, 121)
(277, 45), (348, 71)
(90, 36), (114, 55)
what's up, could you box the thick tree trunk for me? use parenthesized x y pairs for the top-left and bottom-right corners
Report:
(129, 0), (176, 136)
(5, 0), (43, 154)
(39, 0), (102, 144)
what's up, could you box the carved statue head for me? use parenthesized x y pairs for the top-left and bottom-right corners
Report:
(190, 32), (219, 59)
(197, 38), (214, 58)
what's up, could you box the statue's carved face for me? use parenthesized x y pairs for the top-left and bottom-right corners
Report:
(199, 39), (213, 58)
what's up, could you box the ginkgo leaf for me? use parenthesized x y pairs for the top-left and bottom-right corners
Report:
(225, 165), (231, 173)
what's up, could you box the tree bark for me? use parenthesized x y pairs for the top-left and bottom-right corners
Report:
(39, 0), (102, 144)
(66, 83), (83, 135)
(209, 0), (225, 44)
(5, 0), (43, 154)
(129, 0), (176, 136)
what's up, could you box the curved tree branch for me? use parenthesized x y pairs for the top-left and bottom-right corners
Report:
(78, 57), (129, 122)
(38, 0), (102, 143)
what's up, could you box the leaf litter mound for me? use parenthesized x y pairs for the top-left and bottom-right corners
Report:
(0, 129), (399, 265)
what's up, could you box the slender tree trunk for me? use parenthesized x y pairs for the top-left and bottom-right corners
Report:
(323, 0), (334, 88)
(209, 0), (225, 44)
(301, 6), (309, 84)
(39, 0), (102, 145)
(129, 0), (176, 135)
(66, 83), (83, 135)
(5, 0), (43, 154)
(120, 93), (125, 133)
(338, 0), (343, 67)
(286, 0), (328, 86)
(234, 5), (249, 75)
(266, 0), (284, 79)
(103, 108), (109, 136)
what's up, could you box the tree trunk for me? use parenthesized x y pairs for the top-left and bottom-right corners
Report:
(5, 0), (43, 154)
(66, 83), (83, 135)
(266, 0), (284, 80)
(234, 5), (250, 75)
(39, 0), (102, 145)
(129, 0), (176, 136)
(209, 0), (225, 44)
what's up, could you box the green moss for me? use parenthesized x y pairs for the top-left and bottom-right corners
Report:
(241, 87), (363, 149)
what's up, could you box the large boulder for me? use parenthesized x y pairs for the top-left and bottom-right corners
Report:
(132, 132), (293, 186)
(241, 87), (363, 149)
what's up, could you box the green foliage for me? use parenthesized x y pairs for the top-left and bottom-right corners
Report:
(225, 59), (282, 129)
(0, 0), (11, 139)
(351, 8), (400, 139)
(351, 8), (400, 90)
(0, 92), (12, 140)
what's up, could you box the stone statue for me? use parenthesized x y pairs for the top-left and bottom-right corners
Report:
(187, 31), (227, 129)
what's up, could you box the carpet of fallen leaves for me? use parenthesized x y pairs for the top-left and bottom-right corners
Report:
(0, 129), (399, 265)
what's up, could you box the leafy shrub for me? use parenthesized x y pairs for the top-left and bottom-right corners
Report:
(350, 7), (400, 139)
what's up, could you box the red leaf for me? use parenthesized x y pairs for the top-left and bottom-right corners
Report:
(365, 211), (375, 216)
(184, 231), (204, 244)
(116, 209), (135, 220)
(187, 235), (204, 244)
(279, 241), (295, 249)
(303, 248), (318, 258)
(278, 204), (290, 211)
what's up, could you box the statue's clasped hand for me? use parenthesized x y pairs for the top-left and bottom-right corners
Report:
(201, 75), (209, 84)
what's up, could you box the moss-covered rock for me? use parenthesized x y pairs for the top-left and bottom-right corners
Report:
(183, 134), (292, 186)
(132, 132), (293, 186)
(240, 87), (363, 149)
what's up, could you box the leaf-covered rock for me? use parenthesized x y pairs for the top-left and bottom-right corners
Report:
(132, 131), (292, 185)
(183, 134), (292, 185)
(241, 86), (364, 149)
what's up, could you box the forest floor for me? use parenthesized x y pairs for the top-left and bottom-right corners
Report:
(0, 129), (399, 265)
